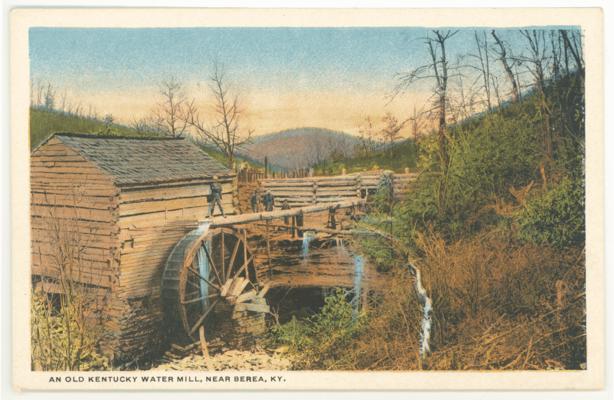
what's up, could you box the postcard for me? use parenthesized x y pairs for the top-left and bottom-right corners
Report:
(10, 7), (604, 390)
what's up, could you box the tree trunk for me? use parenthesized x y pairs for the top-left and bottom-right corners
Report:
(491, 30), (520, 102)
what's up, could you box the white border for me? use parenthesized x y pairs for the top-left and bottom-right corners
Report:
(3, 3), (603, 396)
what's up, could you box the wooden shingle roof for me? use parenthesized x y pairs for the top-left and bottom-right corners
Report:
(50, 133), (232, 186)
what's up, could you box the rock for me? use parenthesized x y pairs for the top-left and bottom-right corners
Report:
(274, 345), (289, 354)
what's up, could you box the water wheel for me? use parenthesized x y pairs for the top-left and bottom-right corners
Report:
(161, 225), (259, 341)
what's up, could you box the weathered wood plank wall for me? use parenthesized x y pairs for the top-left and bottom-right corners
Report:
(30, 138), (120, 289)
(31, 136), (240, 364)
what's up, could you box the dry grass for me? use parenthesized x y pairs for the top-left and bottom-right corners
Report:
(315, 228), (585, 371)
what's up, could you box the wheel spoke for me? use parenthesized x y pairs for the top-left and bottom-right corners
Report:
(187, 266), (221, 291)
(226, 239), (242, 281)
(229, 255), (253, 283)
(186, 278), (201, 290)
(181, 293), (218, 305)
(184, 289), (202, 298)
(202, 243), (223, 285)
(189, 298), (219, 335)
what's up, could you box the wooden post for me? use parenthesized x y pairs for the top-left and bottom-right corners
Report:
(297, 210), (304, 238)
(242, 229), (249, 279)
(312, 180), (318, 204)
(265, 220), (272, 278)
(199, 325), (213, 370)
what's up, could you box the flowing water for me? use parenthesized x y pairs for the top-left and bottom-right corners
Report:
(301, 231), (315, 260)
(412, 267), (432, 357)
(298, 231), (432, 357)
(351, 253), (364, 319)
(195, 222), (211, 309)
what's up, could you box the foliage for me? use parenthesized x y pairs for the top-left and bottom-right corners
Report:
(517, 177), (585, 248)
(31, 289), (109, 371)
(340, 72), (586, 371)
(30, 107), (151, 149)
(415, 230), (585, 370)
(314, 138), (419, 175)
(29, 107), (262, 168)
(269, 289), (366, 369)
(316, 229), (585, 371)
(396, 73), (584, 243)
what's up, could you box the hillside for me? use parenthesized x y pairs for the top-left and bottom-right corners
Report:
(238, 127), (360, 170)
(29, 107), (147, 149)
(313, 138), (419, 175)
(273, 71), (586, 371)
(29, 107), (262, 168)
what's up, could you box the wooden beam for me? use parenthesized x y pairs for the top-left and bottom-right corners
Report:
(203, 199), (365, 227)
(252, 222), (378, 237)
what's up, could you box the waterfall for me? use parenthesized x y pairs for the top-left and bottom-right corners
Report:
(301, 231), (315, 260)
(412, 266), (432, 357)
(352, 254), (364, 319)
(195, 222), (211, 309)
(196, 245), (210, 309)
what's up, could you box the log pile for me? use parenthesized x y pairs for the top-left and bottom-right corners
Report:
(236, 180), (260, 214)
(259, 171), (417, 207)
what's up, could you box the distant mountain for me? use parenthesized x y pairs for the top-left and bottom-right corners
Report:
(238, 127), (360, 170)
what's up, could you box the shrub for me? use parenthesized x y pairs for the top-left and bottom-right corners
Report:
(517, 177), (585, 248)
(269, 289), (366, 369)
(413, 230), (586, 370)
(31, 287), (109, 371)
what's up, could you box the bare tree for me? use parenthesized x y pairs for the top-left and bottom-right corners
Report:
(559, 29), (584, 74)
(43, 82), (56, 110)
(490, 73), (502, 108)
(491, 30), (521, 102)
(514, 29), (559, 188)
(357, 116), (380, 155)
(428, 30), (457, 177)
(35, 79), (44, 107)
(59, 89), (68, 113)
(380, 112), (403, 155)
(473, 31), (492, 111)
(393, 29), (459, 212)
(186, 62), (254, 167)
(408, 105), (426, 141)
(152, 78), (191, 138)
(550, 31), (562, 81)
(131, 117), (159, 136)
(519, 30), (549, 93)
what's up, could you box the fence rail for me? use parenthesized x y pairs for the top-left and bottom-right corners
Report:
(259, 171), (418, 207)
(237, 167), (311, 183)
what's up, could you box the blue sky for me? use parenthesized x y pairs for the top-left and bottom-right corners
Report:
(29, 26), (578, 135)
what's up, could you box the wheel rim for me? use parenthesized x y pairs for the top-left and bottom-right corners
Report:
(162, 226), (258, 341)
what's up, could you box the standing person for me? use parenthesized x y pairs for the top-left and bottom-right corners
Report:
(250, 190), (259, 213)
(327, 204), (340, 229)
(281, 199), (290, 224)
(207, 176), (225, 218)
(262, 190), (275, 212)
